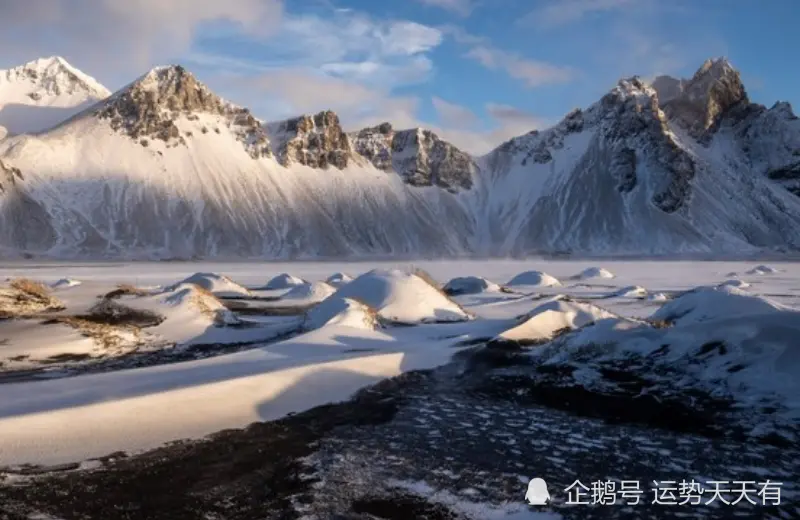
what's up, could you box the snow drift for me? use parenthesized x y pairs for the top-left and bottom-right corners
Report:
(442, 276), (504, 295)
(506, 271), (562, 288)
(166, 272), (250, 298)
(326, 269), (473, 324)
(491, 296), (618, 346)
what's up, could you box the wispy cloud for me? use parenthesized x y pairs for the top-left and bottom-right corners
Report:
(0, 0), (283, 86)
(465, 46), (575, 87)
(523, 0), (636, 27)
(432, 97), (479, 127)
(414, 0), (475, 16)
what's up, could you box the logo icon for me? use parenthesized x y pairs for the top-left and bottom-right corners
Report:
(525, 477), (551, 505)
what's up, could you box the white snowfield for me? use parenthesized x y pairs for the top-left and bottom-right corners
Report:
(0, 259), (797, 467)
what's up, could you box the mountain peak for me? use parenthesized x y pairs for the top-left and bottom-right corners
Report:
(0, 55), (110, 100)
(653, 57), (747, 137)
(94, 64), (271, 158)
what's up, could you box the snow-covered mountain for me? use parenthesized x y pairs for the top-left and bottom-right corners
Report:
(0, 57), (110, 136)
(0, 56), (799, 259)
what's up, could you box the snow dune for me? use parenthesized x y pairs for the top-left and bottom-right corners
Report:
(573, 267), (615, 280)
(167, 272), (250, 298)
(492, 296), (619, 346)
(506, 270), (562, 288)
(327, 269), (473, 324)
(443, 276), (504, 295)
(264, 273), (308, 290)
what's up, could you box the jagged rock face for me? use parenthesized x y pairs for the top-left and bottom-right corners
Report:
(731, 101), (800, 195)
(600, 78), (696, 213)
(351, 124), (476, 192)
(269, 111), (352, 169)
(0, 159), (23, 191)
(95, 66), (271, 159)
(352, 123), (394, 171)
(392, 129), (475, 191)
(657, 58), (748, 138)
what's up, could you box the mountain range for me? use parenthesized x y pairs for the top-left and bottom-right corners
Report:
(0, 56), (799, 259)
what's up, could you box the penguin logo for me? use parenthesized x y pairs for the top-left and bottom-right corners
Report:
(525, 477), (551, 505)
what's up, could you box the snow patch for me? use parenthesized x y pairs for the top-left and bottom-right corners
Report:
(747, 265), (780, 275)
(574, 267), (615, 280)
(493, 296), (618, 345)
(166, 272), (250, 298)
(265, 273), (308, 290)
(325, 272), (353, 288)
(281, 281), (337, 303)
(50, 278), (82, 289)
(651, 286), (786, 326)
(303, 297), (380, 331)
(328, 269), (473, 324)
(443, 276), (504, 295)
(506, 271), (562, 288)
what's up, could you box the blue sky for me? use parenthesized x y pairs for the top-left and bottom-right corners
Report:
(2, 0), (799, 153)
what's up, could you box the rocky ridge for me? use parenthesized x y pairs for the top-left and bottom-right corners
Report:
(94, 66), (271, 159)
(351, 123), (477, 192)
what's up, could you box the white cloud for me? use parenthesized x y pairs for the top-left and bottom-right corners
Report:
(465, 46), (575, 87)
(414, 0), (474, 16)
(527, 0), (636, 27)
(0, 0), (283, 86)
(432, 97), (479, 127)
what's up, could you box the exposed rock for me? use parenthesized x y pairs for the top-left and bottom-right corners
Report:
(658, 58), (748, 138)
(351, 123), (394, 171)
(601, 77), (696, 212)
(350, 124), (476, 192)
(268, 111), (352, 169)
(610, 147), (637, 193)
(95, 66), (271, 159)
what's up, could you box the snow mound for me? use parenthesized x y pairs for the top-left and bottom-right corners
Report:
(506, 270), (562, 288)
(50, 278), (82, 289)
(526, 299), (800, 442)
(327, 269), (473, 324)
(611, 285), (648, 299)
(651, 286), (786, 326)
(281, 281), (336, 303)
(0, 278), (64, 317)
(158, 283), (240, 326)
(265, 273), (307, 290)
(747, 264), (779, 275)
(325, 272), (353, 288)
(718, 279), (751, 289)
(647, 292), (668, 302)
(167, 272), (250, 298)
(574, 267), (616, 280)
(443, 276), (503, 295)
(303, 297), (380, 331)
(492, 296), (618, 346)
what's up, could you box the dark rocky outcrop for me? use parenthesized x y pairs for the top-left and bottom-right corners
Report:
(351, 124), (477, 192)
(95, 66), (271, 159)
(268, 111), (352, 169)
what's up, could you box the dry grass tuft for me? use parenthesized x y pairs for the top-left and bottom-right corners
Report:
(81, 300), (164, 328)
(104, 283), (152, 299)
(0, 278), (64, 318)
(10, 278), (51, 301)
(43, 316), (142, 351)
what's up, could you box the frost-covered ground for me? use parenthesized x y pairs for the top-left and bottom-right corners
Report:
(0, 259), (798, 519)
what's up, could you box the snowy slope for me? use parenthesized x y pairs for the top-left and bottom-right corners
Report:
(0, 57), (110, 135)
(0, 66), (476, 259)
(0, 57), (799, 258)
